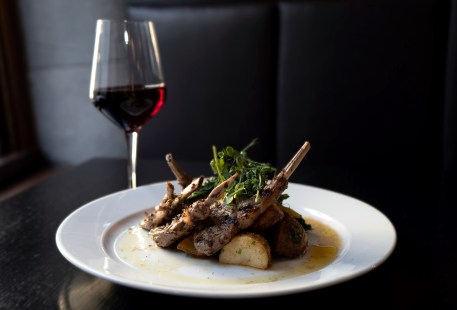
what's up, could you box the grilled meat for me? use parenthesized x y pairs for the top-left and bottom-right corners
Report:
(140, 176), (204, 230)
(144, 141), (311, 260)
(192, 174), (287, 256)
(237, 173), (288, 230)
(150, 172), (239, 247)
(193, 201), (239, 256)
(192, 141), (311, 255)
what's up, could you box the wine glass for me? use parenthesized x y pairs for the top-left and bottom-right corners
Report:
(89, 19), (166, 189)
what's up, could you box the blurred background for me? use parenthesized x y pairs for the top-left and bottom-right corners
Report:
(0, 0), (126, 198)
(1, 0), (456, 197)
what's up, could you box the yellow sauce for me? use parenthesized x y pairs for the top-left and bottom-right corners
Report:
(115, 216), (342, 285)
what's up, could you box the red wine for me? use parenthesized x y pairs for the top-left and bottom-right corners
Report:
(92, 85), (166, 132)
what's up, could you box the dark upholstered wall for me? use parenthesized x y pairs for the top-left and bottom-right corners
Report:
(17, 0), (455, 175)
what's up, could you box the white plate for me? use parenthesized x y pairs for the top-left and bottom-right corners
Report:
(56, 181), (396, 298)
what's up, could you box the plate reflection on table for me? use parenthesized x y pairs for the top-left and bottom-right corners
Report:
(58, 272), (118, 310)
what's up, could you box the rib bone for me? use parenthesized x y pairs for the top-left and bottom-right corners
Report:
(166, 153), (193, 188)
(282, 141), (311, 179)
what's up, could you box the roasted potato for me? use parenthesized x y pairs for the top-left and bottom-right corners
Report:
(280, 205), (302, 218)
(219, 232), (272, 269)
(250, 203), (285, 231)
(176, 234), (206, 257)
(270, 211), (308, 258)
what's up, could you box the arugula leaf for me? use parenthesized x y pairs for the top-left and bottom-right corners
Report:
(187, 138), (280, 205)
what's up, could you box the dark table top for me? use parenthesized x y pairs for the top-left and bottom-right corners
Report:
(1, 157), (456, 309)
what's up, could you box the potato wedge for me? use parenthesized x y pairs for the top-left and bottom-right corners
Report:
(271, 211), (308, 258)
(219, 232), (272, 269)
(250, 203), (284, 231)
(176, 234), (206, 257)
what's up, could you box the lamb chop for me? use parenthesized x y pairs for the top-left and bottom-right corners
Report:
(150, 172), (239, 247)
(238, 141), (310, 229)
(140, 176), (204, 230)
(140, 152), (210, 230)
(193, 141), (311, 256)
(190, 200), (239, 256)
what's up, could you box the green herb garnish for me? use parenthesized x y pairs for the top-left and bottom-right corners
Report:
(187, 138), (279, 205)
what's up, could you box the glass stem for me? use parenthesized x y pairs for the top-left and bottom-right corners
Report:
(126, 131), (138, 189)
